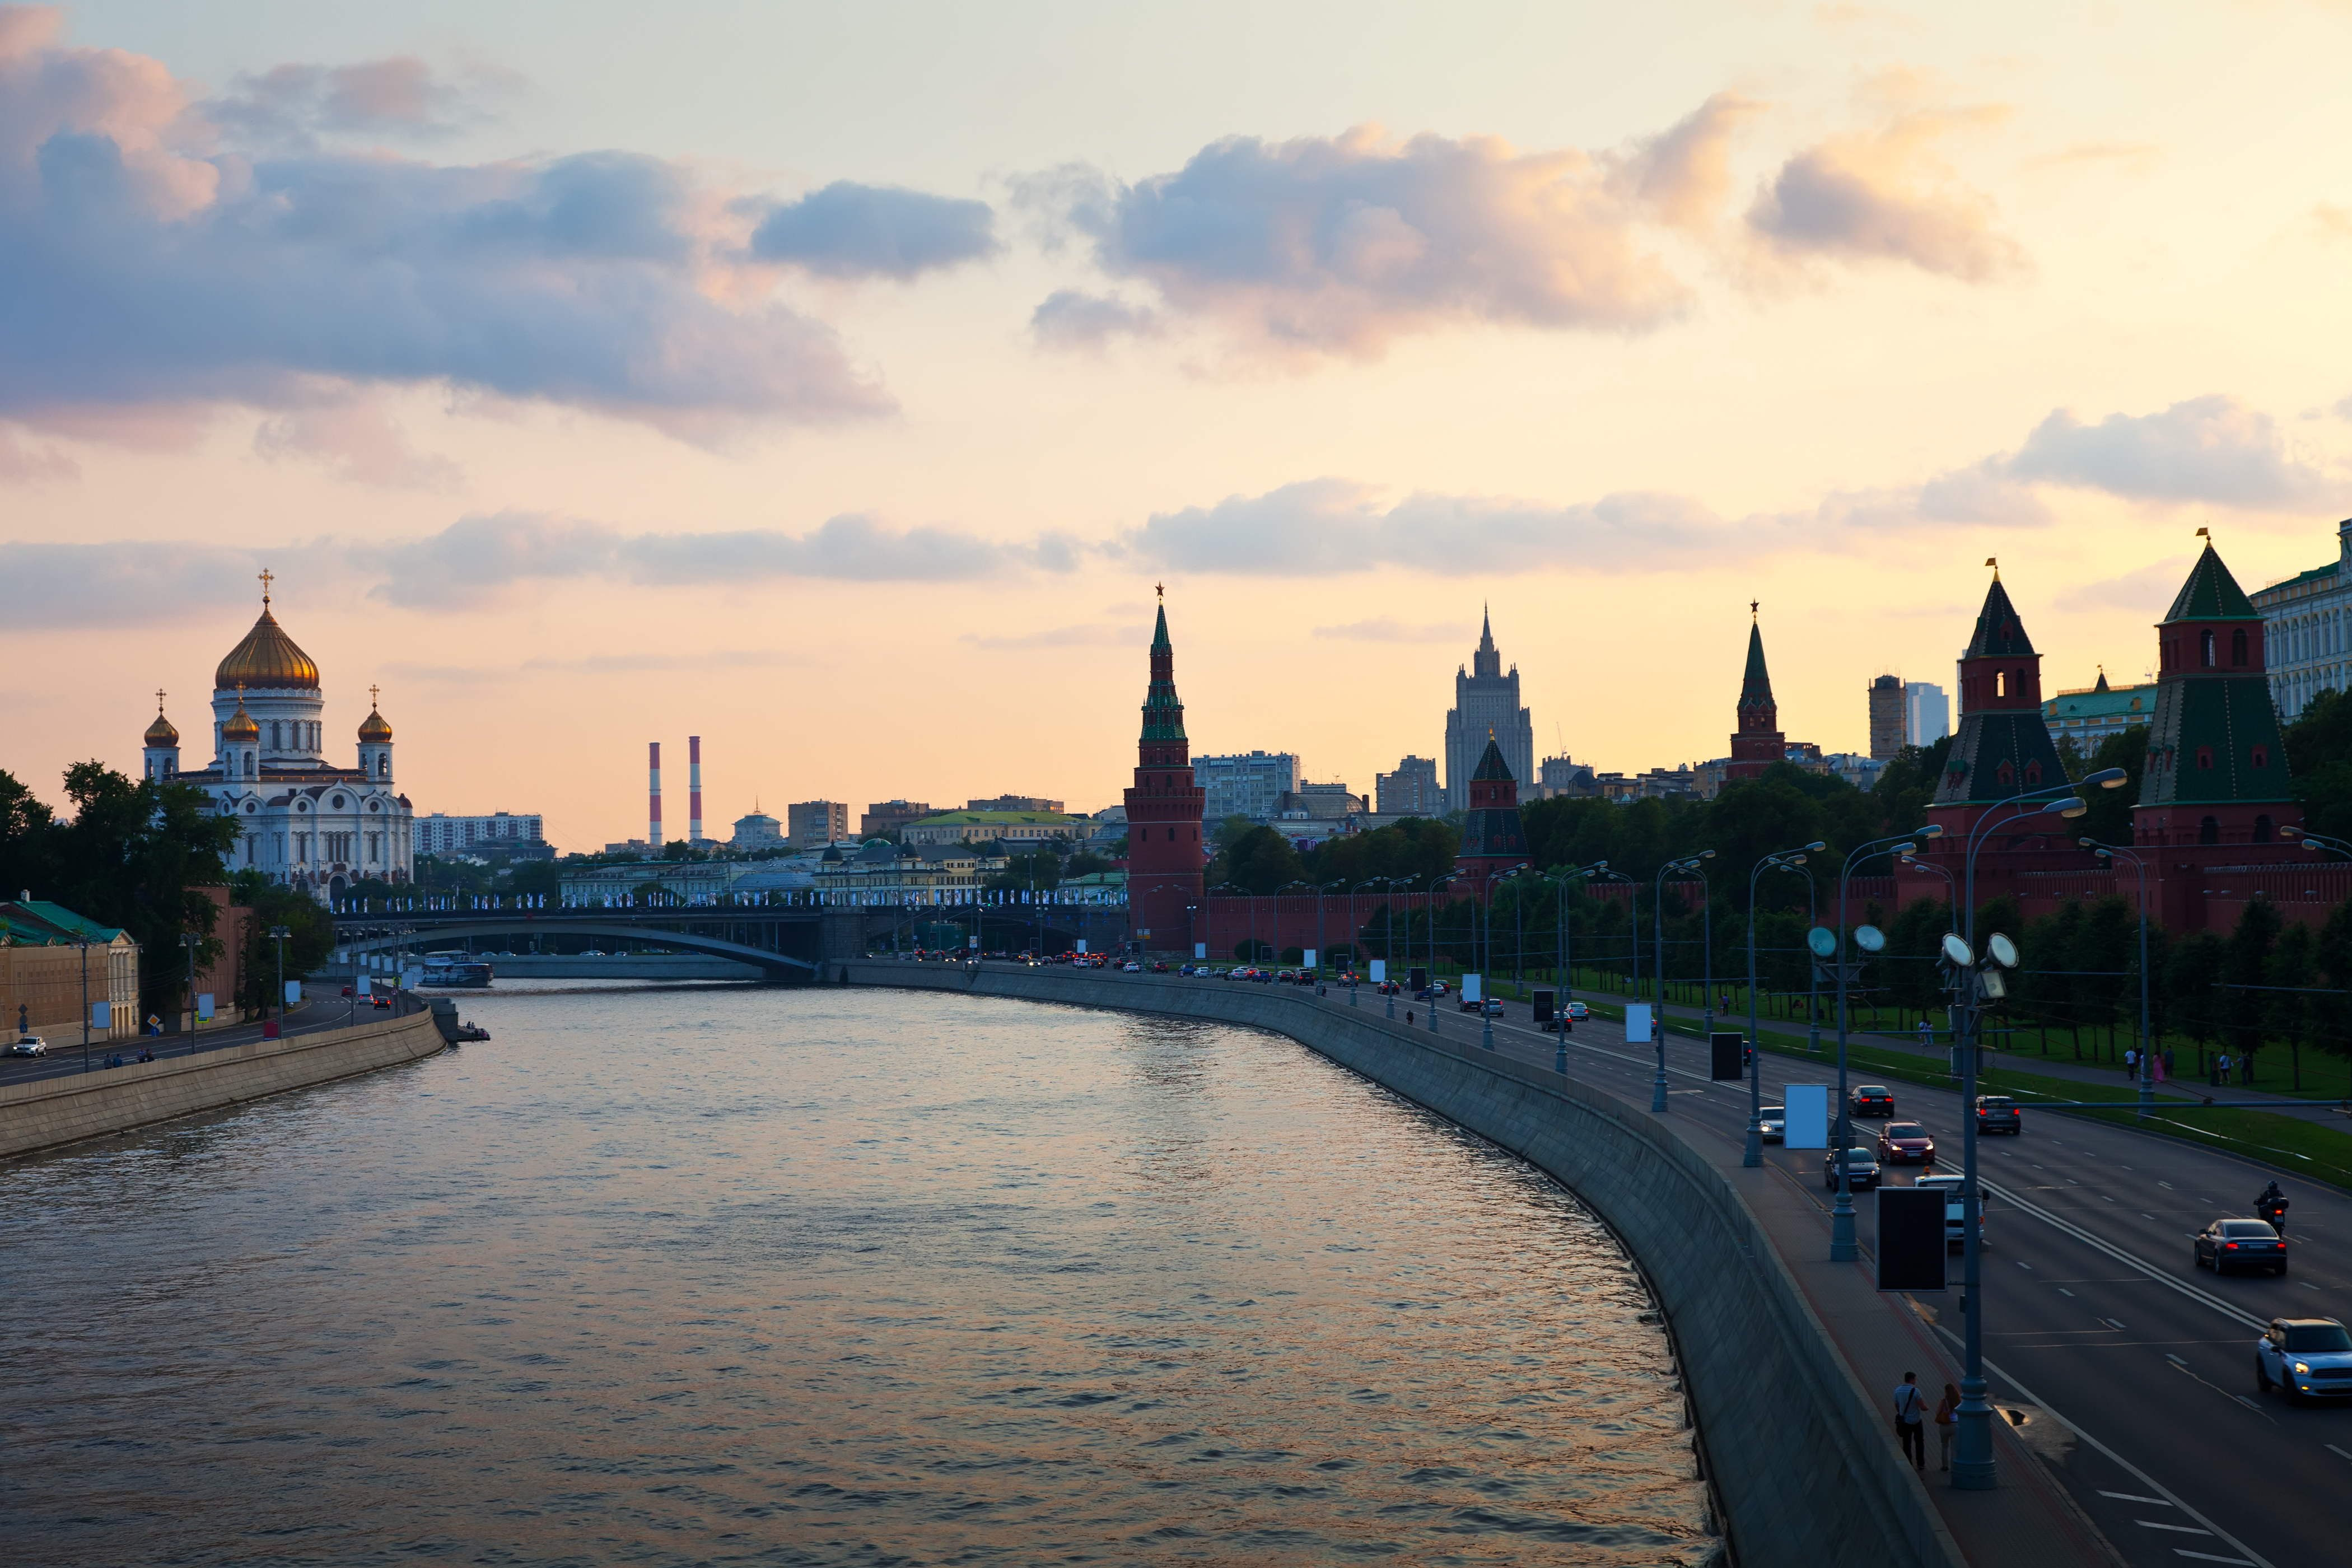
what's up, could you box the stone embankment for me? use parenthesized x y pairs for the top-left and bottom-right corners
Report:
(0, 1009), (446, 1161)
(837, 960), (1964, 1568)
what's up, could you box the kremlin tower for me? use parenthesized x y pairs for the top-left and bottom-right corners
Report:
(1726, 605), (1784, 783)
(1453, 734), (1530, 897)
(1123, 591), (1205, 951)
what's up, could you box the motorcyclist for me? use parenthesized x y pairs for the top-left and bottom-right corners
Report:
(2257, 1180), (2288, 1231)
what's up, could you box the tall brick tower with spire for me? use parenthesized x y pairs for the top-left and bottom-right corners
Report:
(1726, 603), (1785, 783)
(1453, 732), (1530, 898)
(1925, 563), (2067, 838)
(1124, 587), (1205, 953)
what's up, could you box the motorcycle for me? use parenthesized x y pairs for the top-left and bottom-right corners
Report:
(2257, 1192), (2290, 1234)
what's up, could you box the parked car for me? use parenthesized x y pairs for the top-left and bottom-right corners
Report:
(2197, 1218), (2288, 1276)
(1876, 1122), (1937, 1165)
(7, 1035), (48, 1057)
(1912, 1173), (1986, 1252)
(1758, 1106), (1785, 1143)
(1975, 1095), (2023, 1135)
(1851, 1085), (1896, 1117)
(2254, 1318), (2352, 1402)
(1824, 1142), (1881, 1191)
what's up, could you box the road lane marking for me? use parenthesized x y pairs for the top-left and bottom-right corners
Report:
(2059, 1287), (2076, 1296)
(2102, 1490), (2171, 1504)
(2160, 1181), (2175, 1189)
(1977, 1179), (2270, 1332)
(2166, 1355), (2188, 1367)
(2328, 1444), (2352, 1463)
(1944, 1336), (2278, 1568)
(2103, 1318), (2129, 1330)
(2137, 1520), (2211, 1533)
(2017, 1261), (2033, 1269)
(2144, 1214), (2158, 1220)
(2236, 1395), (2262, 1411)
(2172, 1554), (2256, 1565)
(2298, 1282), (2320, 1291)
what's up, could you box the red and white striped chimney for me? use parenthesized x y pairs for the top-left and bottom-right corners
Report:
(648, 741), (663, 850)
(689, 735), (703, 843)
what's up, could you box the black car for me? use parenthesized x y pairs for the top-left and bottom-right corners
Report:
(2196, 1218), (2288, 1276)
(1975, 1095), (2023, 1135)
(1851, 1085), (1895, 1117)
(1824, 1142), (1881, 1192)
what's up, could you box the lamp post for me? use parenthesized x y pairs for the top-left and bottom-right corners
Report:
(1828, 827), (1942, 1261)
(268, 923), (292, 1038)
(76, 931), (91, 1073)
(1745, 842), (1823, 1165)
(2083, 837), (2153, 1121)
(180, 930), (199, 1056)
(1653, 856), (1706, 1110)
(1948, 768), (2127, 1491)
(1429, 874), (1463, 1032)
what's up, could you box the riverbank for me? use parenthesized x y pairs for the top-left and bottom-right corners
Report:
(0, 1009), (446, 1161)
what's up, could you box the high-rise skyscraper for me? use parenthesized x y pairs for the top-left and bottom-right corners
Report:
(1444, 608), (1534, 810)
(1904, 682), (1951, 746)
(1867, 675), (1905, 760)
(1125, 595), (1206, 950)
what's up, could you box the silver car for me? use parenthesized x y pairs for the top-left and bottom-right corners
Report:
(2255, 1318), (2352, 1403)
(7, 1035), (47, 1057)
(1759, 1106), (1785, 1143)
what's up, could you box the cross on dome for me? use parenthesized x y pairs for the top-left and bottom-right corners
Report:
(259, 568), (273, 604)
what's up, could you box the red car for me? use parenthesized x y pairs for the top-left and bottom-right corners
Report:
(1851, 1085), (1895, 1117)
(1875, 1121), (1936, 1164)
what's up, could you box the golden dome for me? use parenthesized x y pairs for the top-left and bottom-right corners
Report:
(221, 693), (260, 743)
(358, 706), (393, 744)
(144, 693), (179, 747)
(214, 605), (320, 691)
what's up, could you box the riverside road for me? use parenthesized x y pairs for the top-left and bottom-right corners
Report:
(1020, 964), (2347, 1568)
(0, 995), (417, 1090)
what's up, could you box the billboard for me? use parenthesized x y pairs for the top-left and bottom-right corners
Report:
(1783, 1084), (1830, 1149)
(1369, 960), (1386, 983)
(1462, 973), (1482, 1002)
(1624, 1003), (1650, 1045)
(1709, 1032), (1744, 1080)
(1877, 1189), (1949, 1291)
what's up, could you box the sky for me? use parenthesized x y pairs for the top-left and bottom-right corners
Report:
(5, 1), (2352, 851)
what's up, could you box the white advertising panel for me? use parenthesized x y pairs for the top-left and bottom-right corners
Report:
(90, 1001), (111, 1028)
(1369, 960), (1387, 983)
(1194, 944), (1207, 960)
(197, 993), (214, 1020)
(284, 981), (302, 1004)
(1303, 949), (1318, 969)
(1624, 1003), (1651, 1045)
(1462, 973), (1482, 1002)
(1784, 1084), (1830, 1149)
(1076, 940), (1088, 953)
(400, 967), (423, 990)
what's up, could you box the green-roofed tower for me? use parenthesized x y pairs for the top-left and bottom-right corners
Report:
(1930, 567), (2066, 810)
(1124, 588), (1205, 951)
(1453, 732), (1530, 896)
(1726, 603), (1785, 783)
(2135, 539), (2297, 852)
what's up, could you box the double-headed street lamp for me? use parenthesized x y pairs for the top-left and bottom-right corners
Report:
(1544, 862), (1601, 1073)
(1746, 843), (1823, 1164)
(1653, 853), (1712, 1110)
(1947, 768), (2127, 1491)
(1827, 826), (1943, 1261)
(2081, 837), (2153, 1121)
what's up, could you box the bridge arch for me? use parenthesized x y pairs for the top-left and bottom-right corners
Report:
(334, 919), (818, 976)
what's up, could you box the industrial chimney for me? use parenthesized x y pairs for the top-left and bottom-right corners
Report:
(648, 741), (663, 852)
(689, 735), (703, 843)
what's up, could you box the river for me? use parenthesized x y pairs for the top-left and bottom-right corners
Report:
(1, 982), (1721, 1565)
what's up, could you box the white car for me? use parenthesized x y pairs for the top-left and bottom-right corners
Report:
(1121, 961), (1143, 972)
(1914, 1174), (1987, 1252)
(7, 1035), (48, 1057)
(2255, 1318), (2352, 1403)
(1759, 1106), (1785, 1144)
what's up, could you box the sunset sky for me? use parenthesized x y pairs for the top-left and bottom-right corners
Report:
(6, 1), (2352, 850)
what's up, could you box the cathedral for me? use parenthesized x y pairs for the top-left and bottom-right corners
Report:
(139, 577), (414, 900)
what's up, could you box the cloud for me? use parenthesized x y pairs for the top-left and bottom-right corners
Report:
(2006, 395), (2331, 508)
(959, 623), (1131, 650)
(203, 55), (524, 150)
(746, 180), (996, 279)
(0, 425), (75, 482)
(0, 538), (287, 626)
(253, 389), (461, 489)
(1029, 288), (1163, 351)
(371, 508), (1080, 607)
(1312, 616), (1472, 643)
(0, 13), (891, 440)
(2019, 141), (2160, 175)
(1025, 115), (1719, 361)
(386, 648), (807, 681)
(2055, 557), (2195, 614)
(1747, 80), (2023, 281)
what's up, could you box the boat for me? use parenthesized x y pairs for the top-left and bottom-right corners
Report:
(419, 953), (494, 987)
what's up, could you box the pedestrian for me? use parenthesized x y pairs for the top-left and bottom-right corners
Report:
(1406, 1010), (1415, 1025)
(1918, 1018), (1933, 1051)
(2216, 1052), (2232, 1086)
(2124, 1047), (2138, 1080)
(1892, 1371), (1927, 1471)
(2163, 1046), (2176, 1079)
(1934, 1382), (1960, 1472)
(2241, 1052), (2255, 1085)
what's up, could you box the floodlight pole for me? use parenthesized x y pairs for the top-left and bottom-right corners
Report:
(1831, 829), (1937, 1261)
(1746, 844), (1820, 1166)
(2086, 839), (2153, 1121)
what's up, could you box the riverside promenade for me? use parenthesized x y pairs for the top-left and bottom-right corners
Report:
(838, 959), (2126, 1568)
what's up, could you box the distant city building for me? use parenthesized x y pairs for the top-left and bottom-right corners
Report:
(2041, 670), (2156, 753)
(787, 800), (849, 846)
(2251, 518), (2352, 720)
(1195, 750), (1298, 824)
(1444, 608), (1534, 810)
(861, 799), (933, 837)
(1868, 674), (1906, 760)
(0, 899), (141, 1042)
(966, 794), (1064, 814)
(1824, 752), (1886, 791)
(1904, 682), (1950, 746)
(729, 811), (783, 850)
(1278, 782), (1365, 820)
(1374, 755), (1441, 815)
(902, 810), (1088, 847)
(814, 839), (1002, 896)
(416, 811), (545, 857)
(1533, 753), (1598, 800)
(600, 838), (652, 857)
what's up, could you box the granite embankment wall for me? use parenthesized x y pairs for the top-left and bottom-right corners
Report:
(0, 1009), (447, 1161)
(840, 960), (1960, 1568)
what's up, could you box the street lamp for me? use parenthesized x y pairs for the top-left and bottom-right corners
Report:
(1948, 767), (2125, 1491)
(1827, 826), (1942, 1261)
(1652, 855), (1707, 1111)
(1745, 842), (1824, 1165)
(2083, 837), (2153, 1120)
(180, 930), (200, 1056)
(1479, 865), (1531, 1050)
(1429, 874), (1464, 1032)
(268, 924), (292, 1038)
(76, 931), (92, 1075)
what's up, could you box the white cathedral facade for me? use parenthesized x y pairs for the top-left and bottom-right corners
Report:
(140, 580), (415, 901)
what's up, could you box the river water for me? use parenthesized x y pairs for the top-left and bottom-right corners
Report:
(1, 983), (1720, 1565)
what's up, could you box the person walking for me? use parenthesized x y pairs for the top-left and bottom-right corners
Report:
(1934, 1382), (1961, 1472)
(1892, 1372), (1927, 1472)
(2124, 1047), (2138, 1080)
(1918, 1018), (1933, 1051)
(2216, 1051), (2232, 1087)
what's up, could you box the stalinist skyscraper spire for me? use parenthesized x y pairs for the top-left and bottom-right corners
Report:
(1444, 604), (1534, 811)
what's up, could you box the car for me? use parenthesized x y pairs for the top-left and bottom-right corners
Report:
(2197, 1218), (2288, 1276)
(1851, 1085), (1895, 1117)
(1121, 962), (1143, 973)
(1338, 971), (1358, 984)
(1458, 997), (1502, 1016)
(1759, 1106), (1785, 1143)
(1974, 1095), (2023, 1135)
(1149, 962), (1170, 973)
(1376, 981), (1401, 995)
(1824, 1143), (1880, 1191)
(1876, 1122), (1937, 1165)
(7, 1035), (48, 1057)
(1912, 1174), (1987, 1252)
(2255, 1318), (2352, 1402)
(1276, 969), (1298, 983)
(581, 949), (605, 956)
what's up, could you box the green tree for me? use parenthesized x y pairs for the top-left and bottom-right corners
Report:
(228, 869), (337, 1019)
(1210, 825), (1309, 894)
(2264, 922), (2318, 1091)
(2314, 898), (2352, 1066)
(2283, 686), (2352, 843)
(2222, 900), (2283, 1077)
(2167, 931), (2227, 1072)
(2062, 726), (2151, 847)
(1872, 736), (1956, 839)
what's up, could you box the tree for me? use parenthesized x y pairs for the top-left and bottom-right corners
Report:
(2064, 726), (2150, 848)
(2222, 900), (2283, 1077)
(228, 870), (336, 1019)
(2167, 932), (2227, 1071)
(1872, 736), (1956, 839)
(1210, 826), (1308, 894)
(2264, 922), (2319, 1091)
(2315, 898), (2352, 1066)
(2283, 686), (2352, 844)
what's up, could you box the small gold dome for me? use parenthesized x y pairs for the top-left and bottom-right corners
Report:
(144, 701), (179, 746)
(358, 706), (393, 743)
(215, 606), (320, 691)
(221, 696), (260, 743)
